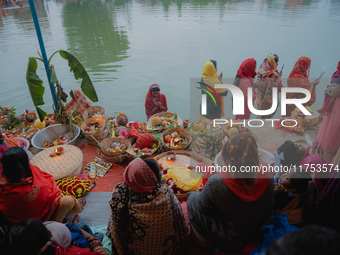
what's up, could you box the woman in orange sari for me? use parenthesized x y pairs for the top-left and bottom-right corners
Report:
(0, 147), (85, 224)
(285, 57), (319, 116)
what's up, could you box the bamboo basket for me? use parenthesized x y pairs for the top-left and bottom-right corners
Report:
(303, 111), (320, 128)
(99, 151), (130, 164)
(146, 112), (183, 131)
(83, 106), (106, 120)
(84, 128), (109, 146)
(19, 128), (40, 142)
(98, 137), (131, 164)
(99, 137), (131, 157)
(127, 139), (160, 157)
(81, 117), (106, 133)
(161, 127), (192, 151)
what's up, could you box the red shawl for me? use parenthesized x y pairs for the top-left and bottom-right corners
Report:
(237, 58), (257, 79)
(123, 157), (159, 193)
(221, 170), (269, 202)
(0, 163), (61, 224)
(145, 84), (168, 119)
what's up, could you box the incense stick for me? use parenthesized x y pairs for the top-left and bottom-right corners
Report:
(318, 71), (325, 80)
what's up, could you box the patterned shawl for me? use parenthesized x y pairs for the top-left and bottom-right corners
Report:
(107, 182), (190, 255)
(258, 54), (280, 79)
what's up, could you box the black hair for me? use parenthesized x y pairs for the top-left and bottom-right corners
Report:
(289, 171), (312, 195)
(0, 133), (4, 144)
(277, 140), (303, 168)
(210, 60), (217, 69)
(266, 225), (340, 255)
(141, 155), (161, 183)
(9, 219), (55, 255)
(2, 147), (30, 183)
(274, 54), (279, 64)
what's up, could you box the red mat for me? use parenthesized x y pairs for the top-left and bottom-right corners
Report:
(75, 143), (133, 192)
(75, 143), (276, 193)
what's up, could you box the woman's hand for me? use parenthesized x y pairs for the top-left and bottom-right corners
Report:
(279, 70), (283, 77)
(218, 72), (223, 82)
(311, 79), (320, 89)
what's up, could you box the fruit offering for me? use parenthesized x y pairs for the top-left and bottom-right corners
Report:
(150, 113), (178, 129)
(106, 142), (127, 153)
(163, 131), (189, 149)
(42, 134), (71, 148)
(84, 120), (102, 134)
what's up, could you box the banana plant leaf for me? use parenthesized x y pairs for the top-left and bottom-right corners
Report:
(50, 65), (58, 84)
(26, 57), (47, 121)
(59, 50), (98, 102)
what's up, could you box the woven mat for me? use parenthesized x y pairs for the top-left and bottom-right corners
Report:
(30, 145), (83, 180)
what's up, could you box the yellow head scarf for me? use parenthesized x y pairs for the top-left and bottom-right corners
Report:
(202, 61), (218, 79)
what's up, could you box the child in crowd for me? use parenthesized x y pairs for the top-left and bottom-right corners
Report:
(7, 219), (109, 255)
(274, 168), (314, 227)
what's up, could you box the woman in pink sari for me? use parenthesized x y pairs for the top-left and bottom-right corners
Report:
(234, 58), (257, 120)
(311, 71), (340, 163)
(145, 84), (168, 120)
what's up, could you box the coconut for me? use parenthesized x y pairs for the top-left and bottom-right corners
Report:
(151, 116), (162, 127)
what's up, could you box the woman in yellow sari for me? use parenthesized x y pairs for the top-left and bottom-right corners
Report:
(199, 60), (228, 120)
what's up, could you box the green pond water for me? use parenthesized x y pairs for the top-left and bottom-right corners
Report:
(1, 0), (340, 122)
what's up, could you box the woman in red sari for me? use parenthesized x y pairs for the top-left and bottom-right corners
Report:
(0, 147), (85, 225)
(234, 58), (257, 120)
(285, 57), (319, 116)
(145, 84), (168, 120)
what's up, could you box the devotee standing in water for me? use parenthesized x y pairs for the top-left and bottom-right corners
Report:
(234, 58), (257, 120)
(199, 60), (227, 120)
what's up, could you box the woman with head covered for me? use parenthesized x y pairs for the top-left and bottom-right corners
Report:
(145, 84), (168, 120)
(107, 157), (190, 255)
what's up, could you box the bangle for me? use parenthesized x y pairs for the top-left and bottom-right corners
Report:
(89, 238), (102, 249)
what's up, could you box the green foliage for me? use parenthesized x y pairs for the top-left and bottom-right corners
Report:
(26, 50), (98, 122)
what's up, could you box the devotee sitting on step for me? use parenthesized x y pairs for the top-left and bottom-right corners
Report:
(186, 132), (274, 253)
(0, 147), (85, 225)
(107, 156), (190, 255)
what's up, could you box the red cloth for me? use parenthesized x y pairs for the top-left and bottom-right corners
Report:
(0, 164), (61, 224)
(331, 61), (340, 84)
(221, 170), (269, 202)
(237, 58), (257, 79)
(145, 84), (168, 119)
(54, 245), (101, 255)
(286, 57), (316, 116)
(123, 158), (158, 193)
